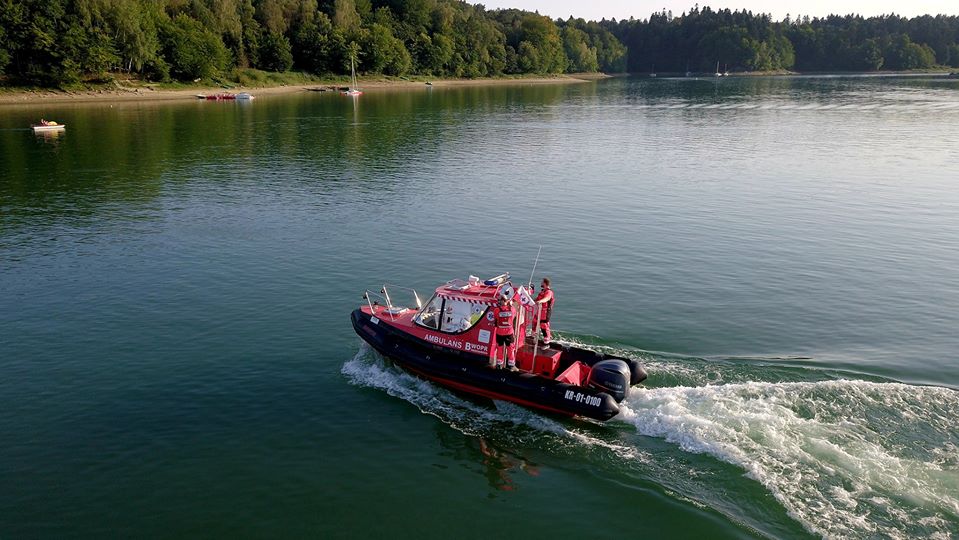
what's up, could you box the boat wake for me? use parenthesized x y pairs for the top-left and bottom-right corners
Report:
(343, 339), (959, 538)
(341, 343), (642, 462)
(617, 379), (959, 539)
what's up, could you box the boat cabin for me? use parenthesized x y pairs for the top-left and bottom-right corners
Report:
(363, 274), (569, 381)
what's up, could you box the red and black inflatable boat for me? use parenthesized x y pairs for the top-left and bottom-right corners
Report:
(351, 274), (647, 421)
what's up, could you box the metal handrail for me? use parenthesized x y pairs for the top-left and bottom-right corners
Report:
(383, 283), (422, 310)
(362, 290), (394, 321)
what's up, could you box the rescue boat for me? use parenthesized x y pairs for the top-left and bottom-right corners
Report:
(351, 274), (647, 421)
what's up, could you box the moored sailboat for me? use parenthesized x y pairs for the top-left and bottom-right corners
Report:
(342, 53), (362, 96)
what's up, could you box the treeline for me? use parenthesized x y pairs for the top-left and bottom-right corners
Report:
(0, 0), (625, 86)
(3, 2), (959, 88)
(603, 6), (959, 72)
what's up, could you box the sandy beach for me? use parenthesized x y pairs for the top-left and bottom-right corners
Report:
(0, 73), (609, 105)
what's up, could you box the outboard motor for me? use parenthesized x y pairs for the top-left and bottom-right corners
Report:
(587, 359), (631, 402)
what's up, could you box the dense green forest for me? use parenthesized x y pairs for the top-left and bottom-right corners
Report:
(604, 6), (959, 73)
(0, 1), (958, 88)
(0, 0), (625, 86)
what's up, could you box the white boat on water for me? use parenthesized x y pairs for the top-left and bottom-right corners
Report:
(236, 92), (255, 100)
(342, 54), (363, 96)
(31, 120), (65, 133)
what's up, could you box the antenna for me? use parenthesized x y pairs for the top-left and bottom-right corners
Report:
(527, 245), (542, 288)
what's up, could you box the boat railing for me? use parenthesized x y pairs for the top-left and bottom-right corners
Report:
(362, 290), (400, 321)
(363, 284), (422, 321)
(382, 284), (422, 310)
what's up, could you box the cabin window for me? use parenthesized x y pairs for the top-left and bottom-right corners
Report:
(440, 298), (488, 333)
(415, 295), (488, 333)
(415, 294), (443, 330)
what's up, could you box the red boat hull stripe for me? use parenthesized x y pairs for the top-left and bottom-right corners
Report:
(402, 364), (576, 417)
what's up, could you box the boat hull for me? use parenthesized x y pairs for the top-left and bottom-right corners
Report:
(351, 309), (624, 421)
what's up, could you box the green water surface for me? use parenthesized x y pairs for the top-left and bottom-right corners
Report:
(2, 76), (959, 539)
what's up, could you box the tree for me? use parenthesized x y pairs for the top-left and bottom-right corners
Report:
(516, 41), (540, 72)
(258, 31), (293, 72)
(239, 0), (260, 67)
(160, 13), (230, 80)
(411, 31), (457, 75)
(333, 0), (360, 31)
(361, 23), (410, 75)
(562, 26), (598, 72)
(947, 44), (959, 67)
(518, 13), (566, 73)
(0, 2), (15, 76)
(698, 27), (753, 70)
(292, 11), (346, 74)
(856, 38), (884, 70)
(884, 34), (936, 70)
(106, 0), (163, 73)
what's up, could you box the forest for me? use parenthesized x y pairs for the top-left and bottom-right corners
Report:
(605, 6), (959, 73)
(0, 1), (958, 88)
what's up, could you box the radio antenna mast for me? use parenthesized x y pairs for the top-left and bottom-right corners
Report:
(527, 246), (542, 288)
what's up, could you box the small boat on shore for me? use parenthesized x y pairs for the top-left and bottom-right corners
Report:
(197, 92), (253, 100)
(31, 120), (65, 133)
(352, 273), (647, 421)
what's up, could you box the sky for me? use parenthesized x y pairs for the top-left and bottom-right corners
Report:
(480, 1), (959, 21)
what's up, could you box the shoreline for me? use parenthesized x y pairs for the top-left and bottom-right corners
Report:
(3, 69), (952, 106)
(0, 73), (609, 105)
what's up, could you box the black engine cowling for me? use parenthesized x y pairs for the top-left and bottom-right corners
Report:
(587, 359), (631, 402)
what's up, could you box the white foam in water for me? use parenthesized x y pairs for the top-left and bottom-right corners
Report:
(343, 341), (959, 537)
(617, 380), (959, 539)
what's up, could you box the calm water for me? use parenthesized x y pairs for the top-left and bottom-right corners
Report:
(2, 76), (959, 539)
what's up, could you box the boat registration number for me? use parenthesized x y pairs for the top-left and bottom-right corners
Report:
(564, 390), (601, 407)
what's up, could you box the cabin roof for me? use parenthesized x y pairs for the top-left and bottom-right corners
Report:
(434, 278), (505, 305)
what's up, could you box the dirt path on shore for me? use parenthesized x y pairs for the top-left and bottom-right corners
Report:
(0, 74), (608, 105)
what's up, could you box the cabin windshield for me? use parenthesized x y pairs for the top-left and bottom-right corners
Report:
(415, 294), (443, 330)
(415, 294), (488, 333)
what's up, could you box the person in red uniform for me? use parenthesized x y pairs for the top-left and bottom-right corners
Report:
(492, 295), (517, 370)
(535, 277), (554, 344)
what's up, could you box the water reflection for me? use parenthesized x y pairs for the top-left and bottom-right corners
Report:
(619, 73), (959, 105)
(0, 83), (572, 233)
(478, 437), (540, 492)
(433, 426), (540, 493)
(34, 129), (65, 142)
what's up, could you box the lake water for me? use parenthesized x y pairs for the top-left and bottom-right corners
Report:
(2, 75), (958, 539)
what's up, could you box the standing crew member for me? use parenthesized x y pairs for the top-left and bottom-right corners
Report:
(535, 277), (554, 344)
(492, 295), (517, 370)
